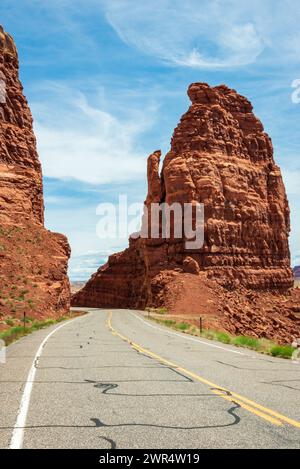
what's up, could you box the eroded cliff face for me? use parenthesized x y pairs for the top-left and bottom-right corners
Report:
(72, 83), (300, 343)
(0, 26), (70, 323)
(159, 83), (293, 290)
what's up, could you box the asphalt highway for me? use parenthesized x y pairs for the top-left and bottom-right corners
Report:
(0, 309), (299, 449)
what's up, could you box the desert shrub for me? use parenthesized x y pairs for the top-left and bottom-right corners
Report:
(175, 322), (189, 331)
(156, 308), (168, 315)
(5, 318), (14, 327)
(270, 345), (294, 359)
(215, 332), (232, 344)
(162, 319), (176, 327)
(233, 335), (261, 350)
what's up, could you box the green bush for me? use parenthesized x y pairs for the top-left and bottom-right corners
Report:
(156, 307), (168, 315)
(9, 326), (25, 334)
(0, 326), (27, 343)
(233, 335), (260, 350)
(0, 315), (73, 345)
(215, 332), (232, 344)
(270, 345), (294, 359)
(162, 319), (176, 327)
(150, 316), (295, 360)
(5, 318), (14, 327)
(175, 322), (189, 331)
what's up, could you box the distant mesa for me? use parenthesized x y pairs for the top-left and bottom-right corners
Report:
(294, 266), (300, 279)
(73, 82), (300, 344)
(0, 26), (70, 323)
(71, 281), (87, 295)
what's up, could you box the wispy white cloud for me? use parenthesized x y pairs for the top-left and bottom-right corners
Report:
(68, 250), (112, 280)
(45, 201), (129, 276)
(101, 0), (264, 68)
(100, 0), (300, 69)
(4, 0), (300, 70)
(32, 83), (157, 184)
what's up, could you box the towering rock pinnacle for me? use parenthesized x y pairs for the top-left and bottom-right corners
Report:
(0, 26), (70, 321)
(0, 26), (44, 225)
(73, 83), (299, 343)
(160, 83), (293, 290)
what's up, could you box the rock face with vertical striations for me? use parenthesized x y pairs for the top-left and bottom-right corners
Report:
(72, 82), (300, 343)
(0, 26), (70, 324)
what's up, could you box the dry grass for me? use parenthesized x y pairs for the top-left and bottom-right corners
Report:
(149, 315), (294, 359)
(0, 310), (86, 346)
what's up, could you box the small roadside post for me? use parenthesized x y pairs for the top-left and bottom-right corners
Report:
(199, 317), (203, 335)
(23, 311), (26, 331)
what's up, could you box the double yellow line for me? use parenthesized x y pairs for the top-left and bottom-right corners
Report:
(107, 312), (300, 429)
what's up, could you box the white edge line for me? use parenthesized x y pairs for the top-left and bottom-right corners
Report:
(9, 314), (86, 450)
(130, 312), (247, 356)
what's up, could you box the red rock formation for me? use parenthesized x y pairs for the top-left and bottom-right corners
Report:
(72, 82), (300, 343)
(0, 26), (70, 324)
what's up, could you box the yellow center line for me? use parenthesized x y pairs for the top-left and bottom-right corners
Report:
(106, 312), (300, 429)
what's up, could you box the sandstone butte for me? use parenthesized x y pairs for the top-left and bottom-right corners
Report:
(0, 25), (70, 326)
(73, 82), (300, 343)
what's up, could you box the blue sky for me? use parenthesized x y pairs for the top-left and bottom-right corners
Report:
(1, 0), (300, 279)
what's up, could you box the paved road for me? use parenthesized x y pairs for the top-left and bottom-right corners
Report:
(0, 309), (300, 449)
